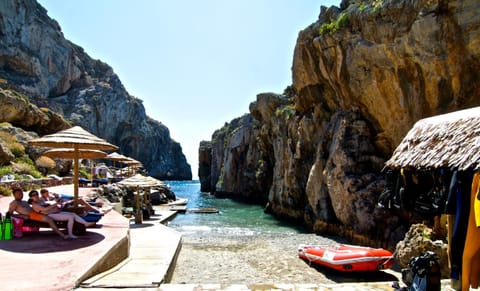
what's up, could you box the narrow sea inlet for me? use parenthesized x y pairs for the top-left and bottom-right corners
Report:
(165, 181), (399, 284)
(165, 180), (305, 237)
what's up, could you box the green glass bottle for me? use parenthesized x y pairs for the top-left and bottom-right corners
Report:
(0, 213), (3, 240)
(3, 212), (12, 240)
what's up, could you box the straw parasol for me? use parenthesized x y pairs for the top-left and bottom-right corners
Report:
(42, 148), (108, 159)
(105, 152), (131, 177)
(122, 158), (143, 177)
(106, 152), (130, 162)
(28, 126), (118, 204)
(118, 174), (163, 223)
(385, 106), (480, 171)
(117, 174), (164, 188)
(43, 148), (108, 185)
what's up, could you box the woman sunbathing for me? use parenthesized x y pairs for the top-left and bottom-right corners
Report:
(28, 190), (95, 239)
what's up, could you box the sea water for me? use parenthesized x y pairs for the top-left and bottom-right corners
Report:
(164, 180), (306, 237)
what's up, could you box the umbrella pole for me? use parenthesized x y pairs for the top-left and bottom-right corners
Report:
(74, 145), (79, 206)
(135, 185), (142, 224)
(90, 162), (94, 186)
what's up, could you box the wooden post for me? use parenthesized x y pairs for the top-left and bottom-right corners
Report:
(73, 145), (79, 206)
(134, 185), (142, 224)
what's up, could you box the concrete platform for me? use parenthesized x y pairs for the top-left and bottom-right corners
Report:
(0, 185), (130, 291)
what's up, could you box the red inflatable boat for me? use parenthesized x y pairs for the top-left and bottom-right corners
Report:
(297, 244), (394, 272)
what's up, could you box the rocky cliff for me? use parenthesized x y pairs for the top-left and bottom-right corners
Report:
(199, 0), (480, 248)
(0, 0), (191, 180)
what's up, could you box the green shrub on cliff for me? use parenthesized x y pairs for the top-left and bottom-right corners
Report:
(0, 131), (25, 157)
(275, 104), (296, 120)
(319, 13), (350, 35)
(0, 184), (12, 196)
(0, 165), (13, 177)
(11, 162), (42, 179)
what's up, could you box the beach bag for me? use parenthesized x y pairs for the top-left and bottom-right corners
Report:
(401, 251), (441, 291)
(11, 216), (23, 238)
(22, 225), (40, 233)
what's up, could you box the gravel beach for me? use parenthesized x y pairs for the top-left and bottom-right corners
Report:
(169, 232), (401, 285)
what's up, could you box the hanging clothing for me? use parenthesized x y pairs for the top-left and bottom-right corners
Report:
(462, 170), (480, 291)
(476, 179), (480, 227)
(444, 170), (473, 280)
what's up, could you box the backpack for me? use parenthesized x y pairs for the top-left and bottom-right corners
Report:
(401, 251), (441, 291)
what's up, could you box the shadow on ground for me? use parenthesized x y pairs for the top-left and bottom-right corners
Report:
(0, 231), (105, 253)
(129, 222), (155, 228)
(300, 259), (399, 283)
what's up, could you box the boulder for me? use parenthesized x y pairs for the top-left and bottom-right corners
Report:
(395, 224), (449, 278)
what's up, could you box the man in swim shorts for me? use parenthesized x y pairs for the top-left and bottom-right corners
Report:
(8, 188), (67, 239)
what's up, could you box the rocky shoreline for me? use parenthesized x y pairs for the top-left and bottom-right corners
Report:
(169, 232), (401, 285)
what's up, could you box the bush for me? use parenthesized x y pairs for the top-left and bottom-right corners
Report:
(319, 13), (350, 35)
(13, 155), (34, 166)
(0, 131), (25, 157)
(35, 156), (55, 168)
(0, 184), (12, 196)
(11, 162), (42, 178)
(275, 104), (296, 120)
(79, 168), (91, 179)
(0, 165), (13, 177)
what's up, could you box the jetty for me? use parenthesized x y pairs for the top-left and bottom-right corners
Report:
(187, 207), (219, 213)
(168, 206), (219, 213)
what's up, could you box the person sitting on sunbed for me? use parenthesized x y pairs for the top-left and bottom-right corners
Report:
(29, 190), (95, 239)
(7, 188), (68, 239)
(39, 188), (110, 214)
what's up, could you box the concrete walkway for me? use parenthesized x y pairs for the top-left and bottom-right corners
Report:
(78, 208), (181, 289)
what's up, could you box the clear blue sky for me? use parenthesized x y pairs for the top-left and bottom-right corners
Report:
(37, 0), (339, 179)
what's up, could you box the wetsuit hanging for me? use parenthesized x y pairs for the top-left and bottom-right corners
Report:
(462, 170), (480, 290)
(444, 170), (473, 281)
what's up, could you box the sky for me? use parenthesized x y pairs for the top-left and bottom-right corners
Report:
(37, 0), (339, 179)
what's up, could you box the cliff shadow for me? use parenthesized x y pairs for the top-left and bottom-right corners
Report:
(299, 259), (400, 283)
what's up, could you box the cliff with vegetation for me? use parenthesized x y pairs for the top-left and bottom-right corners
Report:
(199, 0), (480, 248)
(0, 0), (191, 180)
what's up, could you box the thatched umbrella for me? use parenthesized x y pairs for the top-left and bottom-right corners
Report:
(122, 158), (143, 177)
(28, 126), (118, 204)
(42, 148), (108, 160)
(385, 106), (480, 171)
(105, 152), (131, 177)
(43, 148), (108, 185)
(118, 174), (163, 223)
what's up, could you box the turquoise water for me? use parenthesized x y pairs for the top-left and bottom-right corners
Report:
(164, 180), (306, 237)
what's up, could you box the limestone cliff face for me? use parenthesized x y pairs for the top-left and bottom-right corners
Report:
(0, 0), (191, 180)
(200, 0), (480, 248)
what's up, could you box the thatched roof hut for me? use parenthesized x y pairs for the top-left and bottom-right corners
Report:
(384, 106), (480, 171)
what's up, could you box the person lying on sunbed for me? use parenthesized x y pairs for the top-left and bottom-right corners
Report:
(29, 190), (95, 239)
(39, 188), (111, 214)
(7, 188), (68, 239)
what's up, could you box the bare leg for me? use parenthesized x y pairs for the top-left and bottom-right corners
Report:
(71, 213), (96, 228)
(48, 212), (76, 238)
(78, 199), (100, 213)
(41, 215), (67, 239)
